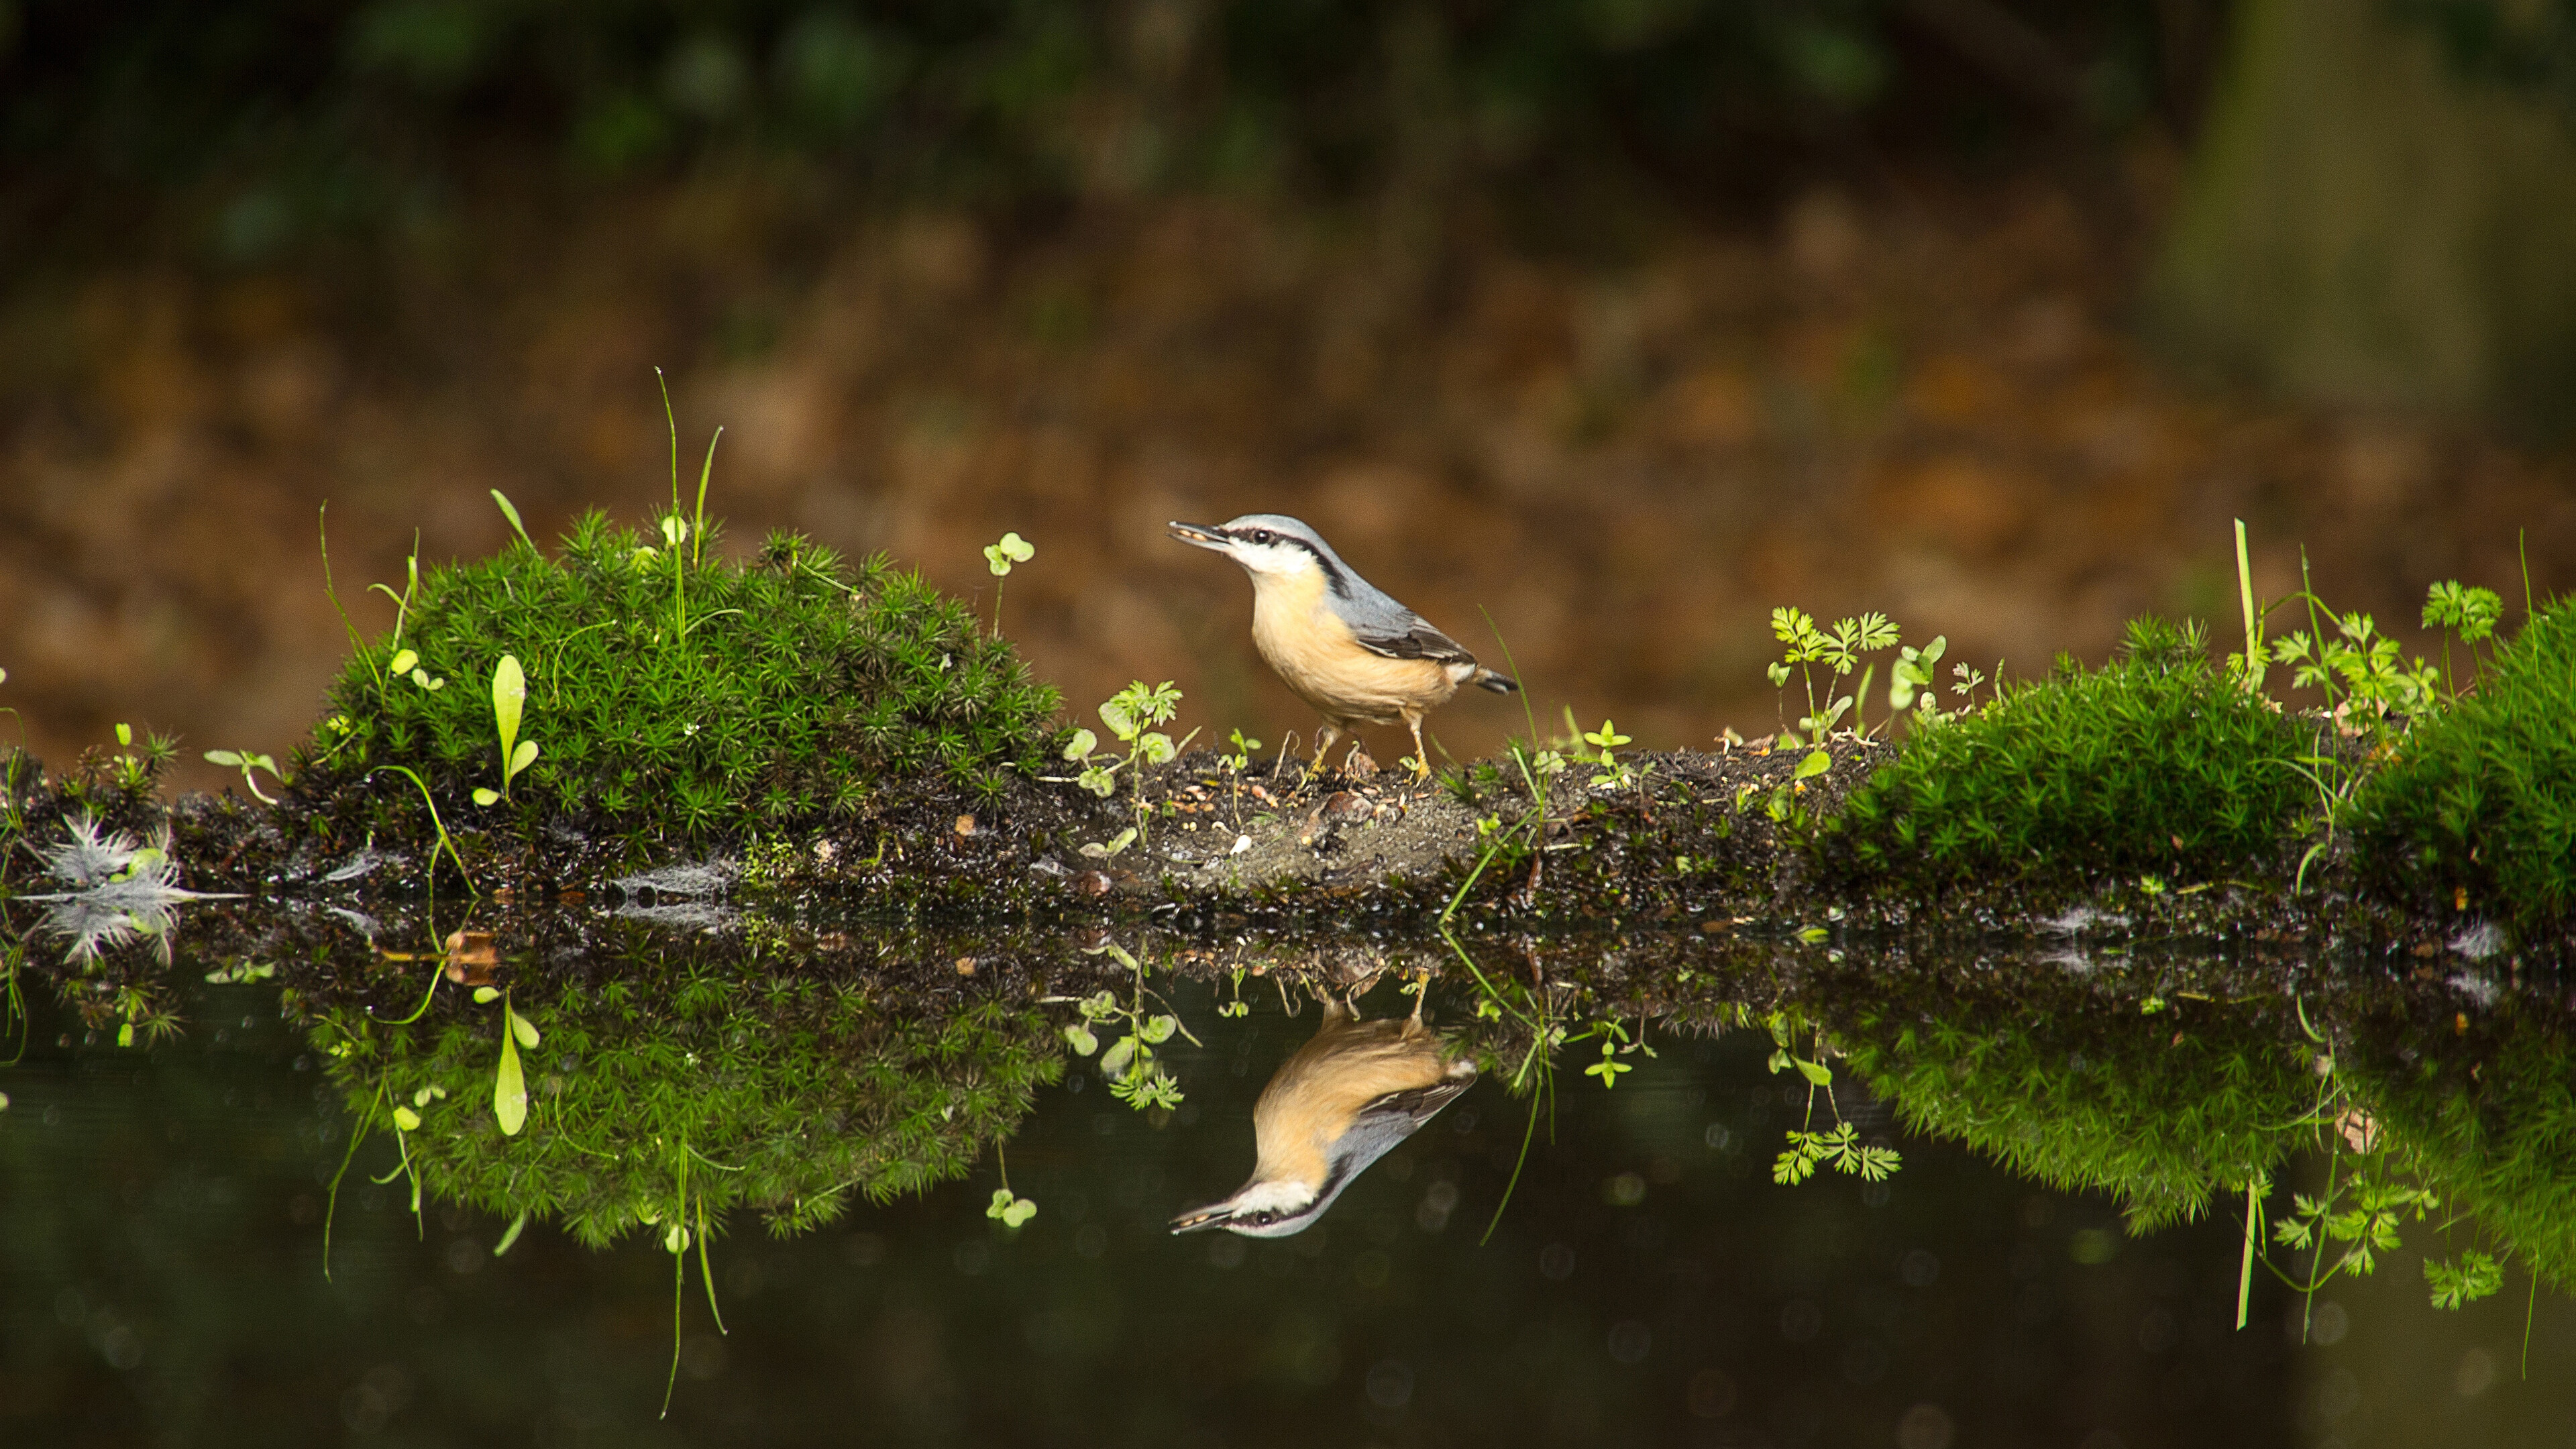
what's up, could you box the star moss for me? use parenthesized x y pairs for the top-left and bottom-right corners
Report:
(293, 513), (1062, 840)
(1819, 617), (2311, 885)
(2351, 596), (2576, 936)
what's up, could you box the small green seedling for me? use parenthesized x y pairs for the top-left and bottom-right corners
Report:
(1061, 681), (1195, 844)
(1222, 728), (1262, 771)
(2421, 578), (2504, 698)
(387, 649), (444, 693)
(1575, 717), (1636, 789)
(472, 654), (540, 806)
(203, 749), (287, 804)
(1887, 634), (1951, 721)
(98, 721), (178, 794)
(1769, 606), (1903, 751)
(982, 531), (1034, 635)
(490, 489), (539, 552)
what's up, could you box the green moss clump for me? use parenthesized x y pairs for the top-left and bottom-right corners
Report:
(298, 514), (1061, 835)
(1823, 617), (2310, 883)
(1838, 997), (2310, 1232)
(314, 966), (1063, 1245)
(2350, 597), (2576, 934)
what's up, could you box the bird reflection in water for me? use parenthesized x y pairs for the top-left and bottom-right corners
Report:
(1171, 981), (1476, 1238)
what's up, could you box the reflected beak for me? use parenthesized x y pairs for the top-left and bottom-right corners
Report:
(1169, 1201), (1236, 1234)
(1168, 521), (1230, 552)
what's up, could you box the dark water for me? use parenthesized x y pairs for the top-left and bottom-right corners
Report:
(3, 944), (2570, 1449)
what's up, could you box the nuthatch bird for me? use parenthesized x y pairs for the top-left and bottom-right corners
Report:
(1169, 514), (1518, 777)
(1170, 985), (1476, 1238)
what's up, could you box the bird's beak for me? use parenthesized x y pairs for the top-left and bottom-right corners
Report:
(1169, 1201), (1236, 1234)
(1167, 521), (1230, 553)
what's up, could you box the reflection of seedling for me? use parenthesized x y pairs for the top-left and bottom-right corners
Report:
(472, 985), (541, 1136)
(1764, 1013), (1900, 1185)
(1079, 827), (1136, 861)
(1218, 968), (1250, 1018)
(1582, 1016), (1654, 1087)
(985, 1144), (1037, 1226)
(1584, 1040), (1629, 1087)
(981, 531), (1034, 636)
(1053, 940), (1197, 1111)
(470, 654), (540, 806)
(203, 749), (287, 804)
(2425, 1249), (2504, 1310)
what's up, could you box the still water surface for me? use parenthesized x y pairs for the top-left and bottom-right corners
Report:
(1, 940), (2568, 1448)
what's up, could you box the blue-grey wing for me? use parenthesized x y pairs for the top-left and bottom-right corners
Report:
(1347, 610), (1479, 666)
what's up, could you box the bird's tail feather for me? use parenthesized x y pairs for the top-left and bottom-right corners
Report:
(1473, 668), (1519, 694)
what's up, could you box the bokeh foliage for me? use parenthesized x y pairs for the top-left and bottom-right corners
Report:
(5, 0), (2196, 262)
(297, 512), (1061, 836)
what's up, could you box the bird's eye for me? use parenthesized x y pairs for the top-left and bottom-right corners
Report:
(1247, 530), (1273, 545)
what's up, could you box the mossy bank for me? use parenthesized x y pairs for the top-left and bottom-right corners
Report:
(3, 518), (2571, 964)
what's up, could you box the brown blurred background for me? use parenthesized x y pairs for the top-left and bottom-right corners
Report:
(3, 0), (2573, 791)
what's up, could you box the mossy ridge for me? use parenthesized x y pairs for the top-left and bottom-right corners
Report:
(292, 513), (1062, 848)
(311, 962), (1062, 1246)
(2349, 596), (2576, 938)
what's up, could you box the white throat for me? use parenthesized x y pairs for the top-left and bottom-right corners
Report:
(1228, 540), (1322, 580)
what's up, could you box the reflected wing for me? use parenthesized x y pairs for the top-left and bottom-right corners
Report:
(1328, 1073), (1478, 1179)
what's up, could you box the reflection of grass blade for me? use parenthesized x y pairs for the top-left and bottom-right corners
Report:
(698, 1197), (727, 1336)
(2236, 1177), (2265, 1330)
(321, 1080), (382, 1283)
(1481, 1069), (1549, 1248)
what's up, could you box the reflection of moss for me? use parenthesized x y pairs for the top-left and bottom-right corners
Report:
(2341, 1002), (2576, 1291)
(311, 961), (1061, 1244)
(1821, 618), (2309, 884)
(1837, 994), (2312, 1231)
(2351, 597), (2576, 934)
(296, 513), (1061, 839)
